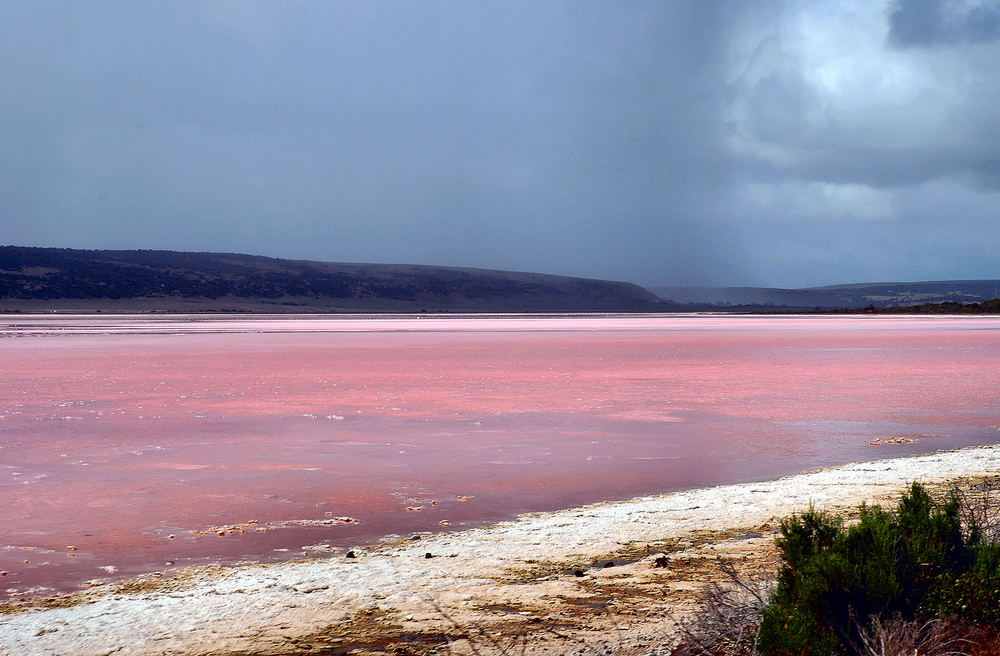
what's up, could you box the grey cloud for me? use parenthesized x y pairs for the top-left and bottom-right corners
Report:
(1, 1), (998, 289)
(737, 144), (1000, 190)
(889, 0), (1000, 47)
(0, 1), (748, 285)
(726, 2), (1000, 193)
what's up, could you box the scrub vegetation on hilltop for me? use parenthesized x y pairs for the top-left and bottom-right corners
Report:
(843, 299), (1000, 314)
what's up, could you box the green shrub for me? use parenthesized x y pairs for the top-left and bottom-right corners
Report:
(756, 482), (1000, 656)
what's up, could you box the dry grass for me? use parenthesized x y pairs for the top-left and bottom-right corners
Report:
(852, 616), (989, 656)
(955, 475), (1000, 543)
(669, 558), (772, 656)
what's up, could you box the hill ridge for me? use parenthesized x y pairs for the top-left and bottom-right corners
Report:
(0, 245), (667, 313)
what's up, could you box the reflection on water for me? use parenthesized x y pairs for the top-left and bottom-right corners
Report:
(1, 314), (999, 597)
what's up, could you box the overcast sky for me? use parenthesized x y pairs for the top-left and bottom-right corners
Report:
(2, 1), (998, 287)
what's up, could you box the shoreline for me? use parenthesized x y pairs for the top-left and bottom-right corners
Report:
(3, 445), (1000, 656)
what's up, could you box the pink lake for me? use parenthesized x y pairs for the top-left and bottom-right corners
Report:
(1, 314), (999, 598)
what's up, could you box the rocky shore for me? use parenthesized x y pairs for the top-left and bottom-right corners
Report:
(3, 445), (999, 656)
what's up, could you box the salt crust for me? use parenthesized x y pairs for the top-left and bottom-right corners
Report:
(2, 445), (999, 656)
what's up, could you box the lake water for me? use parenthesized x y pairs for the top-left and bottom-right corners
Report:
(2, 314), (999, 598)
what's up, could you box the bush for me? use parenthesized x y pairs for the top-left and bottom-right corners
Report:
(756, 482), (1000, 656)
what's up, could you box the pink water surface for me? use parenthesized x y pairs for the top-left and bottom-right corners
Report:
(1, 314), (999, 598)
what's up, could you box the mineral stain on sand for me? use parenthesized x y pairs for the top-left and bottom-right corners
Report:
(1, 314), (999, 598)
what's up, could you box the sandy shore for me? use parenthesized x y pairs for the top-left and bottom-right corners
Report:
(3, 445), (1000, 656)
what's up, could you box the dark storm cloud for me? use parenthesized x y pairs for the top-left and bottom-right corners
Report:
(1, 1), (998, 288)
(889, 0), (1000, 47)
(0, 1), (749, 285)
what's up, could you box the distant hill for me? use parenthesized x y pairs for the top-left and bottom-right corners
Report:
(650, 280), (1000, 311)
(830, 298), (1000, 314)
(0, 246), (668, 313)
